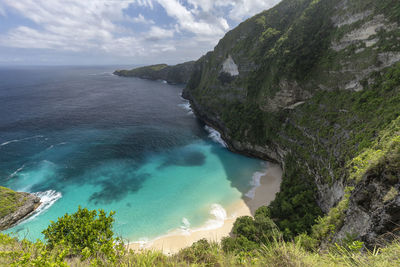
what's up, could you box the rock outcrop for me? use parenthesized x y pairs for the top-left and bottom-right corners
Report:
(0, 188), (41, 231)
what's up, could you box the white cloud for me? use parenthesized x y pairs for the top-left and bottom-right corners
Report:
(184, 0), (280, 22)
(132, 14), (155, 24)
(146, 26), (174, 40)
(0, 0), (282, 64)
(228, 0), (281, 22)
(156, 0), (229, 37)
(0, 0), (157, 56)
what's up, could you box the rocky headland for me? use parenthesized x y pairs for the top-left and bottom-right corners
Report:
(114, 61), (195, 84)
(0, 186), (41, 231)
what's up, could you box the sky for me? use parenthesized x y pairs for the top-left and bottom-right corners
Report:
(0, 0), (281, 65)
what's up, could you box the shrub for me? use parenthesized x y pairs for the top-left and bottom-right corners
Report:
(42, 206), (124, 263)
(175, 239), (221, 266)
(221, 236), (258, 253)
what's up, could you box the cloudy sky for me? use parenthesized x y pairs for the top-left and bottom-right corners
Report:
(0, 0), (280, 65)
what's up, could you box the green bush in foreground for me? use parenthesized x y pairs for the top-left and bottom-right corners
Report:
(41, 206), (125, 265)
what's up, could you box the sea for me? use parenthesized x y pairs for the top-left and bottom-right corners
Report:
(0, 66), (266, 243)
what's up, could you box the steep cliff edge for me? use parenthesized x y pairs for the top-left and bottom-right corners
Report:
(0, 186), (41, 231)
(183, 0), (400, 246)
(114, 61), (195, 84)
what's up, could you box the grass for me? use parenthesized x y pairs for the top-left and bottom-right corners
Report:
(0, 186), (27, 218)
(1, 233), (400, 266)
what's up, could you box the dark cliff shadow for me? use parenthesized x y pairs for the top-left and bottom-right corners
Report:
(208, 144), (281, 216)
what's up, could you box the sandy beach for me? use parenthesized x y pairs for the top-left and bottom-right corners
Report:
(127, 162), (282, 254)
(244, 163), (283, 215)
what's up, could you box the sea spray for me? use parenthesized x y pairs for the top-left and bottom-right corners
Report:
(178, 101), (194, 115)
(204, 126), (227, 147)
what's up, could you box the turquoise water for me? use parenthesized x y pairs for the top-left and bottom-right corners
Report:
(0, 66), (265, 242)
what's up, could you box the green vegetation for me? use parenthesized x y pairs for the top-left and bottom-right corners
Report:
(42, 207), (124, 264)
(383, 187), (398, 203)
(1, 207), (125, 266)
(1, 207), (400, 266)
(3, 0), (399, 265)
(114, 61), (195, 84)
(184, 0), (400, 253)
(310, 187), (353, 244)
(221, 206), (280, 253)
(116, 64), (168, 76)
(268, 156), (323, 240)
(0, 186), (28, 218)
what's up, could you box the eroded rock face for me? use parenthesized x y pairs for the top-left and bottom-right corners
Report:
(332, 14), (388, 51)
(336, 163), (400, 247)
(0, 193), (41, 231)
(262, 80), (312, 112)
(221, 55), (239, 76)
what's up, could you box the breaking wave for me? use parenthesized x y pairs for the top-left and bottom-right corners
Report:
(178, 101), (194, 115)
(29, 190), (62, 221)
(204, 126), (227, 147)
(245, 170), (268, 199)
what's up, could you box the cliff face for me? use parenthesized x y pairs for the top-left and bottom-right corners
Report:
(183, 0), (400, 246)
(0, 186), (41, 230)
(114, 61), (195, 84)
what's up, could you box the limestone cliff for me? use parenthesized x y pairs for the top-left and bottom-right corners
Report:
(182, 0), (400, 246)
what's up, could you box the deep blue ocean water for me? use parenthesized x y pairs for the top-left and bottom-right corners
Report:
(0, 66), (265, 242)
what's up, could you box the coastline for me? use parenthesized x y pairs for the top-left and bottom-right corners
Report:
(244, 163), (283, 215)
(127, 162), (282, 254)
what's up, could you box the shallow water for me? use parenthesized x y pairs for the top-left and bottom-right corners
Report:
(0, 66), (265, 241)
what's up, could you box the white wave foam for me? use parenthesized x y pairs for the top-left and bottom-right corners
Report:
(245, 171), (267, 199)
(9, 164), (25, 179)
(0, 139), (19, 146)
(45, 142), (67, 151)
(45, 145), (54, 151)
(181, 217), (191, 229)
(129, 204), (228, 249)
(0, 135), (44, 148)
(204, 126), (227, 147)
(12, 190), (62, 228)
(178, 204), (228, 234)
(178, 102), (194, 115)
(28, 190), (62, 221)
(129, 238), (150, 249)
(199, 204), (227, 231)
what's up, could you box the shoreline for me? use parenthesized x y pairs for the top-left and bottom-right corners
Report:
(127, 162), (282, 254)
